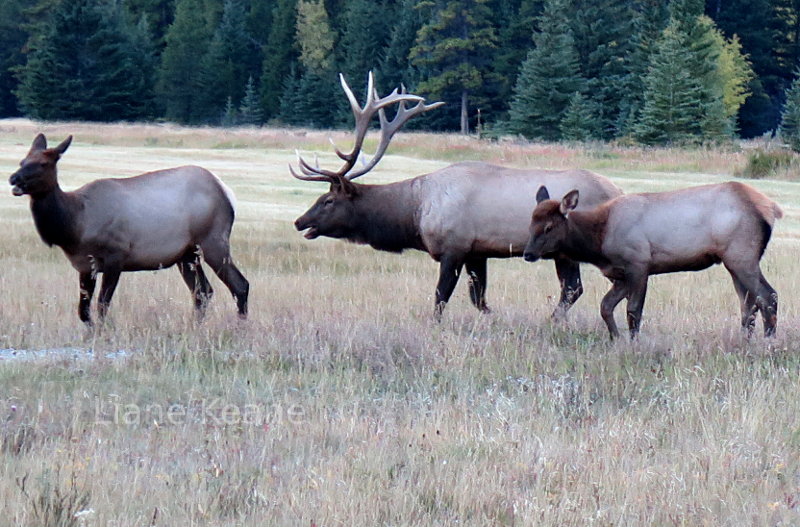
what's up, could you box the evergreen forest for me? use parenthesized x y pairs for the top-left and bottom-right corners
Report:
(3, 0), (800, 144)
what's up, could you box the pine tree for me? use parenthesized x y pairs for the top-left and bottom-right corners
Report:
(259, 0), (298, 121)
(124, 13), (158, 118)
(560, 91), (600, 141)
(288, 0), (336, 127)
(337, 0), (389, 82)
(410, 0), (499, 134)
(493, 0), (544, 105)
(294, 69), (337, 127)
(335, 0), (391, 125)
(245, 0), (272, 51)
(505, 0), (584, 140)
(779, 72), (800, 151)
(0, 0), (27, 116)
(238, 75), (262, 125)
(296, 0), (335, 72)
(617, 0), (670, 136)
(221, 95), (237, 126)
(194, 0), (252, 123)
(278, 65), (303, 124)
(157, 0), (214, 122)
(670, 0), (730, 138)
(634, 3), (742, 144)
(123, 0), (176, 51)
(16, 0), (154, 121)
(378, 0), (423, 94)
(570, 0), (637, 139)
(634, 24), (704, 144)
(708, 0), (783, 137)
(713, 32), (754, 121)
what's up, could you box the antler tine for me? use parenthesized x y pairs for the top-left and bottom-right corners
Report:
(339, 72), (366, 117)
(346, 97), (443, 180)
(319, 72), (424, 179)
(289, 163), (332, 182)
(289, 150), (337, 182)
(290, 71), (442, 183)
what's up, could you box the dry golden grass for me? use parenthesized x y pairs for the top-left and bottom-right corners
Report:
(1, 118), (800, 525)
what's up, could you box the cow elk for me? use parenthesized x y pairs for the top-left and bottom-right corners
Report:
(292, 72), (622, 318)
(524, 183), (782, 338)
(9, 134), (249, 325)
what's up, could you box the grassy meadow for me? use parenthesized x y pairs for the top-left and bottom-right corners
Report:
(1, 118), (800, 525)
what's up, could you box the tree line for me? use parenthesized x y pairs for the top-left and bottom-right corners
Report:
(2, 0), (800, 145)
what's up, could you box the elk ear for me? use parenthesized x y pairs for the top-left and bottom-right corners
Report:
(29, 133), (47, 155)
(53, 135), (72, 156)
(560, 190), (579, 215)
(536, 186), (550, 204)
(331, 175), (359, 198)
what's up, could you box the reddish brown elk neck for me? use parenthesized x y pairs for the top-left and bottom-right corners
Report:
(8, 134), (249, 326)
(524, 184), (782, 339)
(292, 71), (622, 319)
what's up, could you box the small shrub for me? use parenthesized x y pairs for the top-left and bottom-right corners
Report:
(735, 149), (796, 179)
(16, 468), (91, 527)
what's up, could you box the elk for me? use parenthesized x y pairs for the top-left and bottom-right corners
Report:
(523, 183), (782, 338)
(8, 134), (249, 325)
(292, 73), (622, 318)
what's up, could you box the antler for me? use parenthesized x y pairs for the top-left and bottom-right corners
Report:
(290, 71), (443, 182)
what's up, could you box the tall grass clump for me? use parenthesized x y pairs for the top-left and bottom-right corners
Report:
(735, 148), (797, 179)
(16, 467), (91, 527)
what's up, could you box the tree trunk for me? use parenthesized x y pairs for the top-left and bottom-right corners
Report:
(460, 89), (469, 135)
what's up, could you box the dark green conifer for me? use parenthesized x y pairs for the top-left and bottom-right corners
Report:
(505, 0), (584, 140)
(17, 0), (154, 121)
(779, 72), (800, 151)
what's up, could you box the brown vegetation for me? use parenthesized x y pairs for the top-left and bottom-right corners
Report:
(0, 119), (798, 525)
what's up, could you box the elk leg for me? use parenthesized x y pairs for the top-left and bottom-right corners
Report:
(625, 272), (649, 339)
(552, 257), (583, 320)
(465, 257), (490, 313)
(434, 255), (464, 320)
(729, 272), (757, 336)
(78, 272), (96, 326)
(726, 264), (777, 337)
(97, 269), (121, 321)
(177, 248), (214, 317)
(201, 243), (249, 319)
(758, 272), (778, 337)
(600, 280), (627, 339)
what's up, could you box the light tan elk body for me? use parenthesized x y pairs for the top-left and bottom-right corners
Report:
(292, 73), (622, 318)
(8, 134), (249, 325)
(524, 183), (782, 338)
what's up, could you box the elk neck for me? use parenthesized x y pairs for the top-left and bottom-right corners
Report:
(352, 180), (425, 253)
(561, 207), (610, 266)
(30, 185), (83, 252)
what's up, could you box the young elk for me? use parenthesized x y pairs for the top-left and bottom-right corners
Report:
(292, 72), (622, 319)
(9, 134), (249, 325)
(524, 183), (782, 338)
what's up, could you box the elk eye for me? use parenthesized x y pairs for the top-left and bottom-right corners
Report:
(543, 223), (553, 234)
(324, 197), (334, 206)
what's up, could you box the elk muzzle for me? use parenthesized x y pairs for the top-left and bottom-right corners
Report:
(523, 237), (543, 263)
(294, 215), (319, 239)
(9, 171), (25, 196)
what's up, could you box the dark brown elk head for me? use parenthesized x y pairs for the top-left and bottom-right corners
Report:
(9, 134), (72, 197)
(292, 72), (442, 240)
(295, 176), (361, 240)
(523, 186), (579, 262)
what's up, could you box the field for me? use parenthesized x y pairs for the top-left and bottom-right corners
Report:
(1, 118), (799, 526)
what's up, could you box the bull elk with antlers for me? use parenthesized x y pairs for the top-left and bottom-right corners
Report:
(524, 184), (782, 338)
(292, 73), (622, 318)
(8, 134), (249, 325)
